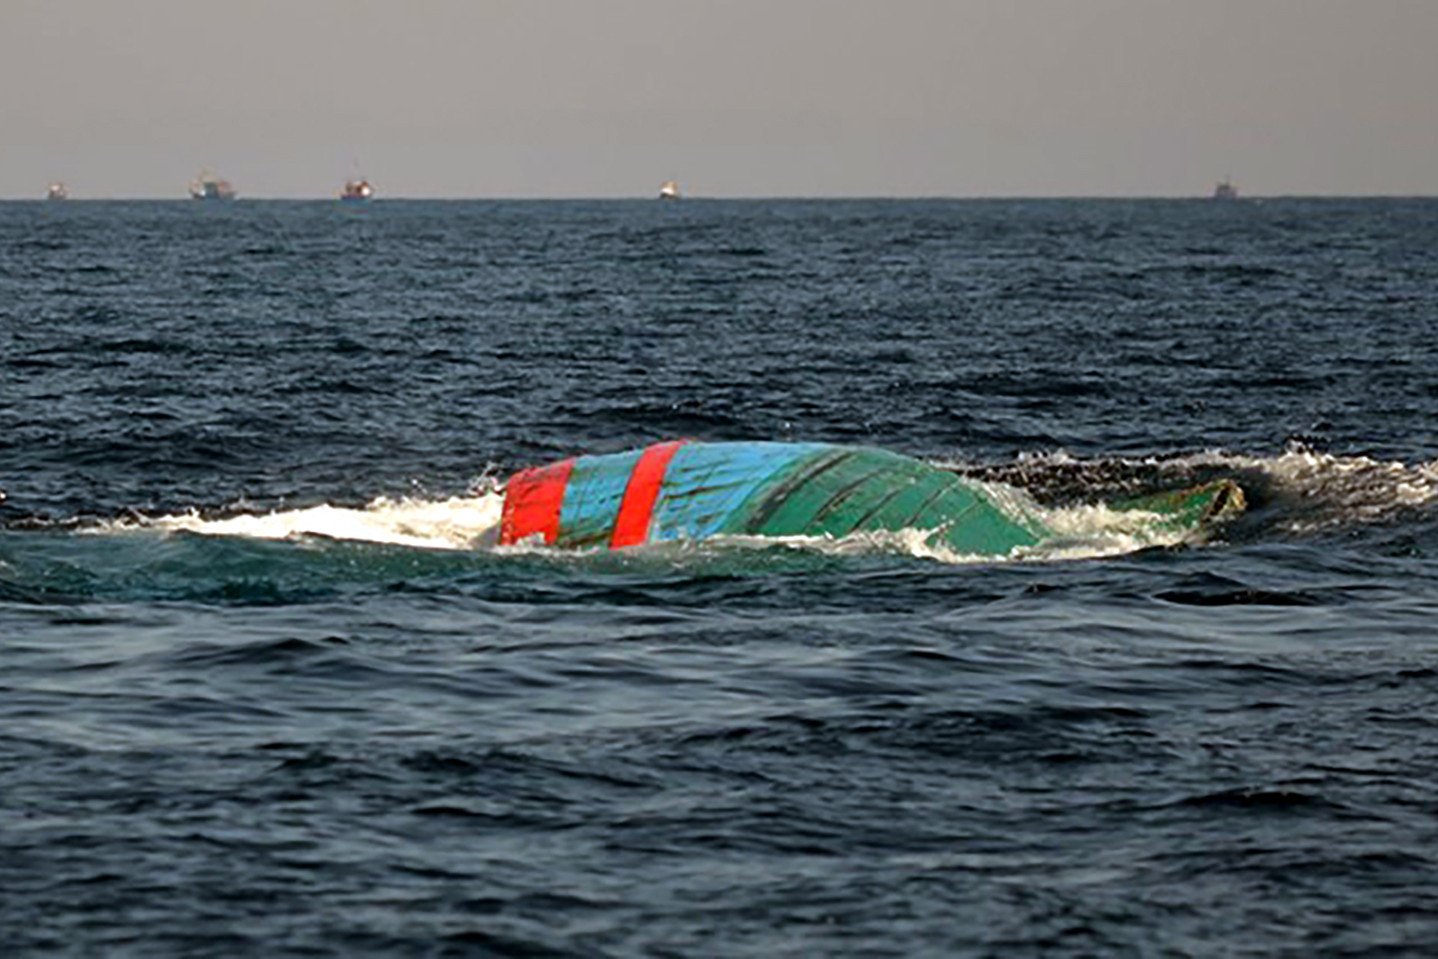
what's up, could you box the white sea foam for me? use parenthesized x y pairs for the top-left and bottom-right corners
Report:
(105, 493), (506, 551)
(1165, 447), (1438, 533)
(940, 445), (1438, 535)
(1274, 449), (1437, 523)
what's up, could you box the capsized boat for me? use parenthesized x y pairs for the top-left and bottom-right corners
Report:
(498, 441), (1244, 556)
(189, 171), (236, 200)
(340, 178), (374, 201)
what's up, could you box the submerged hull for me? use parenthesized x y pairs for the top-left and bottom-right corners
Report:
(499, 441), (1242, 557)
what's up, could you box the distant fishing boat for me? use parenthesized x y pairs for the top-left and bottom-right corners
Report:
(46, 182), (68, 201)
(1212, 178), (1238, 200)
(658, 179), (680, 200)
(189, 171), (237, 201)
(340, 179), (374, 202)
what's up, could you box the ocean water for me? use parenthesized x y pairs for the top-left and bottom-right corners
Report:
(3, 197), (1438, 956)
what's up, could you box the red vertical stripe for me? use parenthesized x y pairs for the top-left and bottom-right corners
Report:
(609, 441), (687, 549)
(499, 458), (574, 546)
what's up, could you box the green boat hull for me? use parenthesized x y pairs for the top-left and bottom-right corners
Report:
(498, 441), (1243, 557)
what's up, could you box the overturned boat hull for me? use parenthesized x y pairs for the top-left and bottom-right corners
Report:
(499, 441), (1243, 557)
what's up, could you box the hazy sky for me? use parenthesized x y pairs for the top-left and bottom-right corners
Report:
(3, 0), (1435, 198)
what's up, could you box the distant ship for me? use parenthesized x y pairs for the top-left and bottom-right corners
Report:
(340, 179), (374, 202)
(46, 182), (68, 201)
(658, 179), (680, 200)
(189, 171), (237, 201)
(1212, 178), (1238, 200)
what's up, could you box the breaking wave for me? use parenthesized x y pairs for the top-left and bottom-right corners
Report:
(947, 444), (1438, 537)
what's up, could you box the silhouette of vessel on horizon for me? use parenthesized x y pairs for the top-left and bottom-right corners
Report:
(340, 178), (374, 202)
(189, 171), (237, 201)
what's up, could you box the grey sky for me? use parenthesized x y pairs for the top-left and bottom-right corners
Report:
(3, 0), (1435, 198)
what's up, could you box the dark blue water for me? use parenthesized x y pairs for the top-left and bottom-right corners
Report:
(4, 198), (1438, 956)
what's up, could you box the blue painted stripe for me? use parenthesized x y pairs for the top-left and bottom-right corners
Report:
(557, 448), (644, 547)
(650, 442), (834, 542)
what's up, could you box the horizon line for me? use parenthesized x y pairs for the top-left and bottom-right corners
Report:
(6, 192), (1438, 202)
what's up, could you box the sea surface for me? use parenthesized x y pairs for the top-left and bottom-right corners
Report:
(3, 197), (1438, 956)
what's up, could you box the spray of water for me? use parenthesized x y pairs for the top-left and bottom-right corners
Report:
(947, 444), (1438, 536)
(101, 493), (506, 551)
